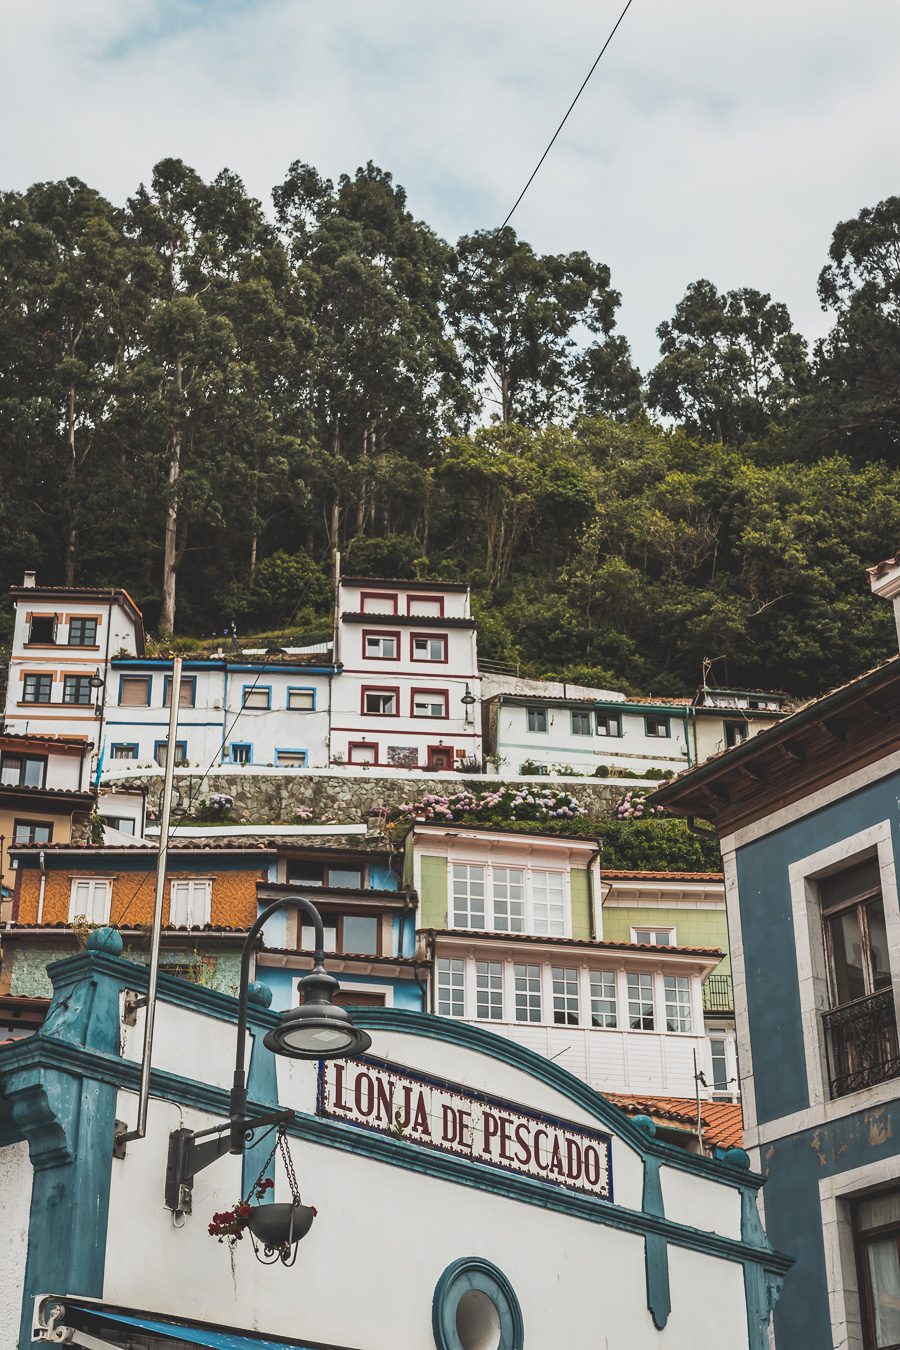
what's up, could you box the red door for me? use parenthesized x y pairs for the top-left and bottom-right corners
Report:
(427, 746), (453, 771)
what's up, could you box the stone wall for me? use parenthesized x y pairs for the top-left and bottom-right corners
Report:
(6, 943), (242, 999)
(113, 768), (624, 828)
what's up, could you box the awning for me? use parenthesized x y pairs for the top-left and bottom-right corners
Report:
(36, 1298), (361, 1350)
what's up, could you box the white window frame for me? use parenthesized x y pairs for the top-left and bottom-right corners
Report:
(412, 690), (448, 719)
(663, 974), (693, 1033)
(363, 689), (397, 715)
(513, 963), (542, 1023)
(169, 878), (212, 928)
(631, 926), (677, 947)
(448, 857), (570, 937)
(551, 966), (580, 1026)
(626, 970), (655, 1030)
(436, 957), (465, 1017)
(590, 969), (618, 1028)
(412, 635), (446, 662)
(68, 878), (112, 925)
(475, 961), (504, 1020)
(364, 633), (399, 659)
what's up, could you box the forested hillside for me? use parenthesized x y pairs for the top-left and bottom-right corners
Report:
(2, 158), (899, 697)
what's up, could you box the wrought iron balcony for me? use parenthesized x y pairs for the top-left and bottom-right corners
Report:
(823, 988), (900, 1099)
(702, 973), (734, 1013)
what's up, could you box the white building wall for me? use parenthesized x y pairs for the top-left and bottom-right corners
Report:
(494, 703), (690, 775)
(0, 1139), (32, 1350)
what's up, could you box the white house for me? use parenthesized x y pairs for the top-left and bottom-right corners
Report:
(1, 941), (789, 1350)
(331, 575), (481, 771)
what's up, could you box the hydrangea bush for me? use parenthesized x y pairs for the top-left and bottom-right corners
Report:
(383, 786), (584, 833)
(614, 790), (666, 820)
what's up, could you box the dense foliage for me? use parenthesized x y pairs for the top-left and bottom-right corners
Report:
(1, 158), (899, 696)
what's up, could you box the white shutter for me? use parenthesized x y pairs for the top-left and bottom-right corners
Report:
(170, 880), (211, 928)
(69, 879), (111, 924)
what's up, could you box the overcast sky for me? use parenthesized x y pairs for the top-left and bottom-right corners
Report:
(3, 0), (899, 371)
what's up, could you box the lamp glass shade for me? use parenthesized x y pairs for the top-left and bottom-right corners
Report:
(263, 1005), (372, 1060)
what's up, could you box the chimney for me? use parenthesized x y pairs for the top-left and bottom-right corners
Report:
(22, 570), (36, 588)
(867, 551), (900, 649)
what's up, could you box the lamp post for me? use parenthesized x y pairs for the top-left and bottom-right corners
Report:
(462, 683), (476, 727)
(165, 894), (371, 1213)
(89, 669), (105, 719)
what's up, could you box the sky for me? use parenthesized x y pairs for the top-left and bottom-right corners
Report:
(3, 0), (900, 371)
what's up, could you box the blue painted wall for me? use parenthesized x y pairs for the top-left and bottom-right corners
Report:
(260, 966), (424, 1013)
(734, 764), (900, 1348)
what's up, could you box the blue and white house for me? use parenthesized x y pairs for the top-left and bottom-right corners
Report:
(653, 554), (900, 1350)
(0, 940), (788, 1349)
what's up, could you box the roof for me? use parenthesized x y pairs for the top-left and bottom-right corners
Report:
(649, 655), (900, 832)
(9, 840), (276, 857)
(412, 820), (600, 846)
(867, 549), (900, 581)
(3, 921), (254, 937)
(604, 1093), (743, 1150)
(0, 784), (94, 805)
(424, 928), (723, 958)
(340, 576), (470, 593)
(601, 869), (725, 882)
(340, 612), (476, 630)
(0, 731), (91, 749)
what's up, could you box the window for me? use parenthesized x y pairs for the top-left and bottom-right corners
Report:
(645, 715), (671, 738)
(476, 962), (504, 1020)
(287, 688), (315, 711)
(169, 879), (212, 928)
(571, 710), (593, 736)
(110, 743), (139, 760)
(301, 913), (379, 955)
(348, 742), (377, 765)
(437, 958), (465, 1017)
(412, 689), (448, 718)
(28, 614), (56, 644)
(13, 820), (52, 845)
(360, 592), (398, 614)
(242, 686), (271, 710)
(328, 867), (363, 889)
(362, 688), (398, 716)
(514, 964), (542, 1023)
(155, 740), (187, 767)
(552, 967), (579, 1026)
(164, 676), (196, 707)
(0, 753), (47, 788)
(408, 595), (443, 617)
(632, 927), (676, 947)
(492, 867), (525, 932)
(229, 743), (252, 765)
(532, 870), (566, 936)
(23, 674), (53, 704)
(100, 815), (135, 836)
(709, 1035), (730, 1095)
(275, 750), (307, 768)
(627, 972), (655, 1030)
(68, 617), (98, 646)
(62, 675), (93, 705)
(119, 675), (151, 707)
(590, 971), (618, 1028)
(69, 878), (111, 925)
(664, 975), (692, 1032)
(724, 721), (748, 748)
(411, 635), (447, 662)
(854, 1189), (900, 1349)
(452, 863), (486, 929)
(286, 860), (325, 887)
(820, 857), (899, 1099)
(364, 632), (399, 659)
(596, 712), (622, 737)
(526, 708), (548, 733)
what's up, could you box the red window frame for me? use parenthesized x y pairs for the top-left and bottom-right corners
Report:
(406, 593), (445, 617)
(348, 741), (379, 765)
(409, 632), (448, 663)
(410, 686), (449, 719)
(360, 591), (398, 615)
(361, 629), (401, 661)
(361, 685), (400, 716)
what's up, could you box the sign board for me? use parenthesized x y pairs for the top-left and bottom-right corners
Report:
(318, 1056), (613, 1201)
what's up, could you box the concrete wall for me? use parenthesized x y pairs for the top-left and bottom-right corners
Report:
(0, 1140), (31, 1350)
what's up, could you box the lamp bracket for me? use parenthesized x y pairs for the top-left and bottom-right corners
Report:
(164, 1109), (293, 1214)
(122, 990), (147, 1026)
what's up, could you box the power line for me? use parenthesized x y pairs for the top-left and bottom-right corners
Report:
(500, 0), (637, 230)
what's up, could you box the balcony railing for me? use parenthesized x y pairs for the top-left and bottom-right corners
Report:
(823, 988), (900, 1099)
(702, 973), (734, 1013)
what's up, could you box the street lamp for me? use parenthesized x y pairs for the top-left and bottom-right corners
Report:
(89, 669), (105, 719)
(461, 683), (476, 726)
(165, 895), (371, 1213)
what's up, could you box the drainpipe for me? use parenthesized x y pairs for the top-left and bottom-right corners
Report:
(36, 849), (47, 925)
(220, 665), (229, 764)
(586, 844), (601, 941)
(682, 707), (692, 768)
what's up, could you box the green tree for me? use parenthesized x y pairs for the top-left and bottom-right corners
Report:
(648, 280), (808, 445)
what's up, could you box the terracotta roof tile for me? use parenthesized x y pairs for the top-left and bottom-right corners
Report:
(424, 929), (722, 957)
(605, 1092), (743, 1149)
(601, 870), (724, 881)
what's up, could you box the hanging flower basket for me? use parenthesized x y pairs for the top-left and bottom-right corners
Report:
(208, 1128), (316, 1267)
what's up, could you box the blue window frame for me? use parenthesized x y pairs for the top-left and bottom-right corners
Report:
(242, 685), (271, 710)
(118, 674), (151, 706)
(154, 739), (187, 767)
(286, 687), (316, 711)
(229, 742), (253, 765)
(164, 674), (197, 707)
(110, 743), (139, 760)
(275, 748), (308, 767)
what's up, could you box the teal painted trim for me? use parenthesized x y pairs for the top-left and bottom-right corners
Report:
(242, 1022), (280, 1196)
(433, 1257), (524, 1350)
(744, 1260), (784, 1350)
(741, 1188), (768, 1250)
(641, 1156), (670, 1328)
(352, 1007), (764, 1193)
